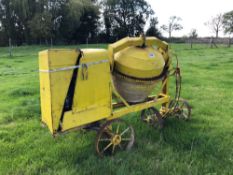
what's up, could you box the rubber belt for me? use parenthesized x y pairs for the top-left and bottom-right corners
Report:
(58, 49), (83, 132)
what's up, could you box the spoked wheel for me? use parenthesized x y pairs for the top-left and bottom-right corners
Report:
(95, 119), (135, 157)
(169, 99), (192, 120)
(140, 107), (164, 129)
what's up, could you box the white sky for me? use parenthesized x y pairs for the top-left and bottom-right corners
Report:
(146, 0), (233, 37)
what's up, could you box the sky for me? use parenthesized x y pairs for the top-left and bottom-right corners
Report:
(146, 0), (233, 37)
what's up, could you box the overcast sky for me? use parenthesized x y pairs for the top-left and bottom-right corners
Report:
(146, 0), (233, 37)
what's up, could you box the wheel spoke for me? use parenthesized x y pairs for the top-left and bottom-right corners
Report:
(146, 117), (151, 123)
(120, 127), (130, 136)
(101, 142), (112, 153)
(116, 124), (120, 134)
(180, 102), (185, 109)
(121, 138), (131, 141)
(96, 119), (135, 157)
(99, 138), (111, 142)
(112, 145), (116, 154)
(105, 129), (114, 136)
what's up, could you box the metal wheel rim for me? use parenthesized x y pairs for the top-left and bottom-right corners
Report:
(180, 101), (191, 120)
(169, 99), (191, 120)
(95, 119), (135, 157)
(141, 107), (164, 129)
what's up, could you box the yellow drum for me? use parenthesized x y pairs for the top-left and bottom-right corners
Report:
(112, 43), (166, 103)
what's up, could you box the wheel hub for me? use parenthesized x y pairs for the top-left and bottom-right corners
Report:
(111, 134), (121, 145)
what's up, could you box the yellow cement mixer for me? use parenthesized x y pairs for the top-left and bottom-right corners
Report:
(39, 36), (191, 156)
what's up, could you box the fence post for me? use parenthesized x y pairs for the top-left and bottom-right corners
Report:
(209, 37), (218, 48)
(9, 38), (12, 57)
(228, 37), (231, 47)
(50, 38), (53, 48)
(86, 37), (89, 48)
(190, 38), (193, 49)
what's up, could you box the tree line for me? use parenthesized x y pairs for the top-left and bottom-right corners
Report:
(0, 0), (162, 46)
(0, 0), (233, 47)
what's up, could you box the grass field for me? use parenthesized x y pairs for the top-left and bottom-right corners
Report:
(0, 43), (233, 175)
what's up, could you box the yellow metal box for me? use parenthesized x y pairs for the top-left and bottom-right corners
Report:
(39, 49), (111, 134)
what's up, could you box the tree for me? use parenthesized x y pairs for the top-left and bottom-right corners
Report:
(28, 12), (53, 44)
(74, 1), (100, 43)
(59, 0), (100, 44)
(0, 0), (101, 45)
(0, 0), (19, 44)
(189, 28), (198, 49)
(0, 0), (51, 45)
(222, 10), (233, 47)
(102, 0), (154, 41)
(189, 29), (198, 38)
(146, 17), (161, 38)
(223, 11), (233, 34)
(205, 14), (223, 38)
(161, 16), (183, 38)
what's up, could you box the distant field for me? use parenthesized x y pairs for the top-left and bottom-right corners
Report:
(0, 44), (232, 175)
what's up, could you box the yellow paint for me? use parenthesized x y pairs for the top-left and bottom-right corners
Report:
(72, 49), (111, 113)
(39, 49), (111, 134)
(39, 49), (79, 133)
(62, 106), (110, 131)
(108, 36), (169, 68)
(39, 50), (53, 132)
(114, 46), (165, 78)
(62, 49), (112, 131)
(110, 95), (170, 120)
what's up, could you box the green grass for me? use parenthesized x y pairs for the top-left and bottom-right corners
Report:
(0, 43), (233, 175)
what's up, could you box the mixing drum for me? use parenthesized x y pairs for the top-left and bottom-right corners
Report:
(112, 43), (167, 103)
